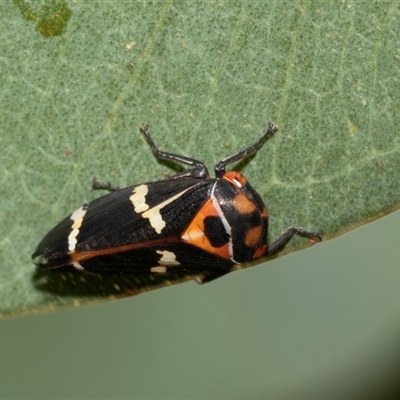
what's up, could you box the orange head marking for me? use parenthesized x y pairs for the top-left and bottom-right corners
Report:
(222, 171), (248, 188)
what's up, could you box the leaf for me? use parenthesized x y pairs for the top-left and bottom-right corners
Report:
(1, 1), (399, 318)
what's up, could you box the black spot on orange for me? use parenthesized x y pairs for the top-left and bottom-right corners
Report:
(204, 216), (230, 248)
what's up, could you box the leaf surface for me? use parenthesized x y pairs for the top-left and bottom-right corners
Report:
(1, 1), (399, 317)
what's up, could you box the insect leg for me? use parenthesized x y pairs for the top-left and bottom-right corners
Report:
(267, 227), (323, 255)
(195, 270), (231, 284)
(214, 122), (278, 177)
(140, 125), (210, 179)
(92, 178), (120, 191)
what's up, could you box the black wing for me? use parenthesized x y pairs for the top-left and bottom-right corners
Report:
(33, 178), (234, 274)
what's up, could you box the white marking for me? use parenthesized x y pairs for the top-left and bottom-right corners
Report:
(232, 178), (242, 187)
(150, 266), (167, 273)
(68, 205), (88, 251)
(73, 262), (84, 271)
(210, 182), (235, 262)
(142, 186), (194, 233)
(130, 184), (149, 213)
(156, 250), (180, 266)
(181, 230), (203, 242)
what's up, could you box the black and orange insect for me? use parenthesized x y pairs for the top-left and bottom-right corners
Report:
(32, 123), (322, 283)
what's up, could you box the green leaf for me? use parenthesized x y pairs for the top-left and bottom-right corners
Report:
(1, 1), (399, 318)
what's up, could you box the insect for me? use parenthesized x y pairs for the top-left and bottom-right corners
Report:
(32, 123), (322, 283)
